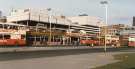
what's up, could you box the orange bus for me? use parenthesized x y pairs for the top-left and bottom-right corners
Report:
(80, 35), (99, 46)
(0, 23), (28, 46)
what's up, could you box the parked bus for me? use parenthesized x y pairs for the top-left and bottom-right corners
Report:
(128, 34), (135, 47)
(0, 23), (28, 46)
(80, 35), (99, 46)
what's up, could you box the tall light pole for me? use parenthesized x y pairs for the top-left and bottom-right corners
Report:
(68, 19), (71, 45)
(100, 1), (108, 52)
(47, 8), (52, 45)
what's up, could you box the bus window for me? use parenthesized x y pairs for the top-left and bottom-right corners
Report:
(0, 35), (2, 39)
(0, 24), (3, 28)
(12, 26), (18, 30)
(21, 35), (26, 39)
(4, 35), (10, 39)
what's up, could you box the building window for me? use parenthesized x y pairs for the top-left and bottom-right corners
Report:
(24, 9), (29, 12)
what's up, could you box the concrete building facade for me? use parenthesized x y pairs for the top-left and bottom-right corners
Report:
(133, 16), (135, 26)
(100, 24), (126, 46)
(7, 8), (105, 46)
(67, 16), (105, 34)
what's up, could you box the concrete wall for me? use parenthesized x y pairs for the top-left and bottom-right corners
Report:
(68, 16), (105, 27)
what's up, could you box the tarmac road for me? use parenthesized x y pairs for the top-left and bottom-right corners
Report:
(0, 47), (134, 69)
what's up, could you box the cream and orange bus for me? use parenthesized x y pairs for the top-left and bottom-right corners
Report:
(0, 23), (28, 46)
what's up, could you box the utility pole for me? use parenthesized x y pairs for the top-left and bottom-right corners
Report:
(100, 1), (108, 52)
(47, 8), (52, 46)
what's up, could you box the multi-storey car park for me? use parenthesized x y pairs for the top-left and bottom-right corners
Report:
(6, 8), (105, 46)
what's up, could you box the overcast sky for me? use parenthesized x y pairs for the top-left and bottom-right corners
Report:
(0, 0), (135, 25)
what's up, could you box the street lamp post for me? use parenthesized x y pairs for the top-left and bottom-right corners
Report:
(100, 1), (108, 52)
(47, 8), (52, 46)
(68, 20), (71, 45)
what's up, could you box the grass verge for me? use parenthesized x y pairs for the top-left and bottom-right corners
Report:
(93, 53), (135, 69)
